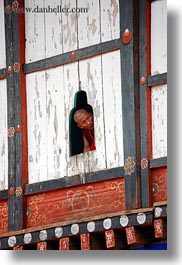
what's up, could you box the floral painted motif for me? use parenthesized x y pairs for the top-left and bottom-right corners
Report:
(8, 127), (15, 137)
(141, 158), (148, 169)
(124, 156), (136, 175)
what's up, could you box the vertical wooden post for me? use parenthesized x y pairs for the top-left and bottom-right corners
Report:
(119, 0), (140, 209)
(139, 0), (152, 208)
(4, 0), (27, 231)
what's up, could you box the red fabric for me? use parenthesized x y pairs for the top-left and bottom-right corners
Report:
(82, 129), (96, 150)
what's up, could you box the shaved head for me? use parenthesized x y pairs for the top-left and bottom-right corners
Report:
(73, 109), (93, 129)
(74, 109), (89, 123)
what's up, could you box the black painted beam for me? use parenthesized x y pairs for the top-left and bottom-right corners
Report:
(4, 0), (23, 231)
(23, 39), (120, 74)
(119, 0), (140, 210)
(139, 0), (151, 208)
(0, 190), (8, 200)
(150, 157), (167, 169)
(0, 68), (6, 79)
(148, 73), (167, 86)
(25, 167), (125, 195)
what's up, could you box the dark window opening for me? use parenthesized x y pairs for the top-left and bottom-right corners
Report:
(69, 90), (96, 156)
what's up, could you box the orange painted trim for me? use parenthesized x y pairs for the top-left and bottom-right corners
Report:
(18, 0), (28, 227)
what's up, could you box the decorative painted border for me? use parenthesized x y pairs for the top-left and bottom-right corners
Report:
(0, 209), (154, 249)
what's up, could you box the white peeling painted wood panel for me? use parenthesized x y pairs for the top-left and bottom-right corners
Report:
(79, 56), (106, 173)
(151, 85), (167, 159)
(100, 0), (120, 42)
(26, 71), (48, 184)
(45, 0), (63, 58)
(0, 80), (8, 190)
(62, 0), (78, 53)
(46, 67), (67, 179)
(102, 50), (124, 168)
(151, 0), (167, 75)
(77, 0), (100, 49)
(0, 1), (6, 69)
(63, 62), (85, 177)
(25, 0), (45, 63)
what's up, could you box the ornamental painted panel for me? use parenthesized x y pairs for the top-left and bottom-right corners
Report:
(26, 177), (125, 228)
(0, 200), (8, 234)
(152, 168), (167, 203)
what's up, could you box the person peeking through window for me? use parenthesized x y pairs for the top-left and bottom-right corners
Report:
(73, 109), (96, 153)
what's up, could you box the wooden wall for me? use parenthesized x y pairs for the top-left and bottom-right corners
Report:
(0, 1), (8, 191)
(25, 0), (124, 184)
(151, 0), (167, 159)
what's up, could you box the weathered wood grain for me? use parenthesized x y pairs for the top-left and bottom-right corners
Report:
(0, 80), (8, 191)
(102, 50), (124, 168)
(0, 0), (6, 69)
(151, 84), (167, 159)
(100, 0), (120, 42)
(151, 0), (167, 75)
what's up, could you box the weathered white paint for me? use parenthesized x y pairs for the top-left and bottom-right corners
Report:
(77, 0), (100, 49)
(151, 0), (167, 75)
(26, 71), (48, 183)
(79, 56), (106, 173)
(45, 0), (63, 58)
(0, 0), (6, 69)
(102, 50), (124, 168)
(63, 62), (84, 177)
(62, 0), (78, 53)
(46, 67), (67, 179)
(25, 0), (45, 63)
(151, 84), (167, 159)
(100, 0), (120, 42)
(0, 80), (8, 190)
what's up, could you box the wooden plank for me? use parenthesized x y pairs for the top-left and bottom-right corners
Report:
(102, 50), (124, 168)
(62, 0), (78, 53)
(154, 219), (167, 239)
(25, 0), (45, 63)
(100, 0), (120, 42)
(0, 0), (6, 69)
(79, 56), (106, 173)
(0, 80), (8, 191)
(46, 66), (67, 180)
(25, 167), (125, 195)
(26, 71), (48, 183)
(151, 84), (167, 159)
(23, 39), (120, 74)
(148, 73), (167, 86)
(77, 0), (100, 49)
(150, 156), (167, 168)
(45, 0), (63, 57)
(151, 0), (167, 75)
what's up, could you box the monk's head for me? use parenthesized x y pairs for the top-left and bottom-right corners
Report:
(74, 109), (93, 130)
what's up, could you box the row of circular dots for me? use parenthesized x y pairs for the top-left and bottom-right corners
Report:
(7, 208), (163, 248)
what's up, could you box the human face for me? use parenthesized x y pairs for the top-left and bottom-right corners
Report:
(77, 112), (93, 130)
